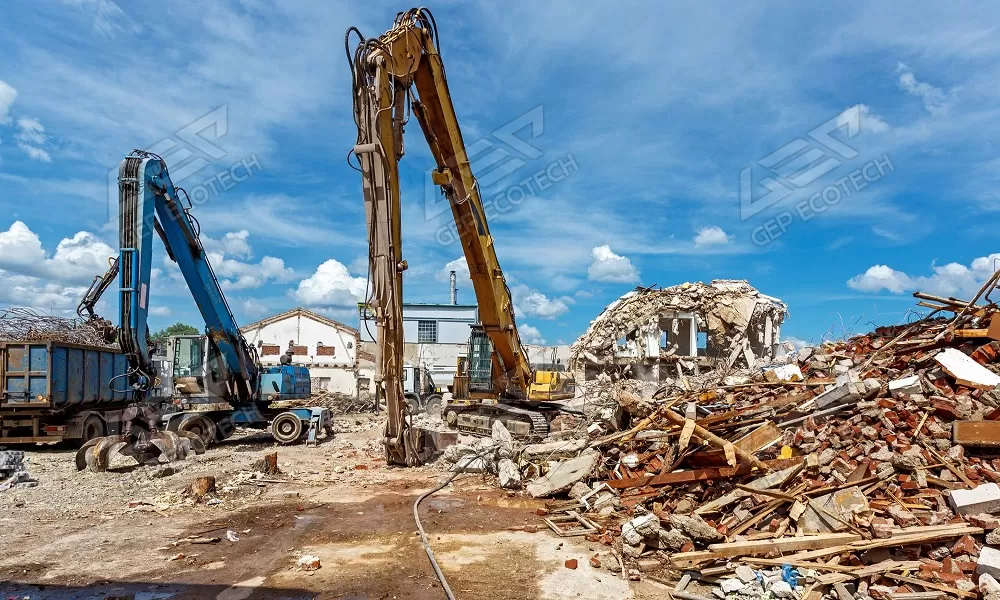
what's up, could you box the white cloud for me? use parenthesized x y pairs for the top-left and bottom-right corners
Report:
(587, 245), (639, 283)
(202, 230), (251, 259)
(295, 259), (368, 308)
(519, 323), (546, 345)
(200, 231), (294, 290)
(693, 226), (732, 248)
(511, 284), (569, 319)
(896, 63), (952, 116)
(0, 221), (114, 285)
(149, 306), (172, 317)
(856, 104), (890, 133)
(437, 256), (470, 282)
(241, 297), (269, 319)
(847, 252), (1000, 298)
(14, 117), (52, 162)
(0, 79), (15, 125)
(0, 271), (88, 313)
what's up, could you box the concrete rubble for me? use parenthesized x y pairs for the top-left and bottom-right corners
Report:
(1, 450), (38, 490)
(449, 283), (1000, 599)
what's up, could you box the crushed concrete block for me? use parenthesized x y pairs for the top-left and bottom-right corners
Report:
(949, 483), (1000, 516)
(888, 375), (922, 395)
(522, 438), (587, 460)
(891, 453), (926, 472)
(497, 459), (521, 489)
(720, 579), (746, 593)
(978, 546), (1000, 580)
(770, 581), (795, 598)
(492, 421), (514, 458)
(451, 456), (488, 473)
(936, 348), (1000, 390)
(814, 371), (865, 409)
(656, 528), (691, 551)
(735, 565), (757, 584)
(526, 451), (599, 498)
(669, 513), (724, 543)
(622, 513), (660, 546)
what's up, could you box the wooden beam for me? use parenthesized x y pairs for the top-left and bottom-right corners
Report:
(884, 574), (977, 600)
(705, 533), (862, 558)
(603, 458), (802, 490)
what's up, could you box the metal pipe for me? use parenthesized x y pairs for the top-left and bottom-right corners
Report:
(449, 270), (457, 305)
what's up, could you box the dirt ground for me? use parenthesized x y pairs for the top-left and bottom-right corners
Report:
(0, 414), (661, 600)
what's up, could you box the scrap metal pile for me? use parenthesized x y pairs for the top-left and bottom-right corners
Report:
(0, 307), (116, 348)
(461, 285), (1000, 600)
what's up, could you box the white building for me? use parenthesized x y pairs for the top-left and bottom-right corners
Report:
(359, 302), (479, 345)
(241, 308), (359, 396)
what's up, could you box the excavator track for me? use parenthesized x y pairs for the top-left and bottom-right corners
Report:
(450, 402), (552, 440)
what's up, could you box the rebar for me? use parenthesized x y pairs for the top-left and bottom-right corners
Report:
(0, 307), (118, 348)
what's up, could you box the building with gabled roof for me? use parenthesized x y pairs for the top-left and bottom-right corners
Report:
(241, 307), (359, 396)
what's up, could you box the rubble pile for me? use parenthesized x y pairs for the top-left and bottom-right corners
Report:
(1, 450), (38, 490)
(491, 289), (1000, 598)
(572, 280), (787, 370)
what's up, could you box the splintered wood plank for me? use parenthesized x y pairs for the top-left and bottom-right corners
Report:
(706, 533), (862, 558)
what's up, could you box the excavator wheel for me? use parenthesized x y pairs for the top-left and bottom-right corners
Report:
(424, 395), (442, 418)
(177, 414), (216, 447)
(270, 412), (304, 444)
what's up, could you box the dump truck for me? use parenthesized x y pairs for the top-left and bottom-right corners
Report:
(0, 340), (133, 444)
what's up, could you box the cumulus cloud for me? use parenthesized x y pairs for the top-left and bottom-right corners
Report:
(519, 323), (546, 345)
(693, 226), (732, 248)
(848, 253), (1000, 298)
(0, 221), (115, 284)
(511, 284), (569, 319)
(897, 63), (952, 116)
(295, 259), (368, 308)
(0, 79), (15, 125)
(587, 245), (639, 283)
(200, 231), (294, 290)
(437, 256), (470, 282)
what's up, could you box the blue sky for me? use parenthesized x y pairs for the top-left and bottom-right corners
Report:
(1, 1), (999, 347)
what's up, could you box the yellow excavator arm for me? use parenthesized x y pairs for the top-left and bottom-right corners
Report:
(348, 9), (570, 464)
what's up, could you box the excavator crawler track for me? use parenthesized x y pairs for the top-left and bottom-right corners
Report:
(449, 402), (553, 440)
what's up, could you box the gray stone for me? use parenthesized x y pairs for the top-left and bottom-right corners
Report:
(669, 513), (723, 543)
(497, 459), (521, 489)
(569, 482), (591, 499)
(987, 529), (1000, 545)
(735, 565), (757, 584)
(622, 513), (660, 546)
(891, 453), (925, 472)
(656, 528), (691, 551)
(769, 580), (795, 598)
(720, 579), (745, 593)
(526, 451), (599, 498)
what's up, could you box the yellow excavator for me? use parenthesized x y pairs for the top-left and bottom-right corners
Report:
(347, 8), (575, 466)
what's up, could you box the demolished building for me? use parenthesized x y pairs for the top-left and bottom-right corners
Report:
(571, 280), (788, 382)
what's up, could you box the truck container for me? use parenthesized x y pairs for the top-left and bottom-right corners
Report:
(0, 341), (132, 444)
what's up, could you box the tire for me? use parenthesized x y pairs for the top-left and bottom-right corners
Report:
(424, 395), (442, 418)
(270, 412), (303, 444)
(177, 414), (217, 447)
(80, 414), (106, 444)
(405, 394), (421, 414)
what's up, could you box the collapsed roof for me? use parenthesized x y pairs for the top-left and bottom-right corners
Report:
(571, 280), (788, 370)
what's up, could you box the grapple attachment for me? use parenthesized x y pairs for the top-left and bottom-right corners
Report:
(75, 430), (206, 472)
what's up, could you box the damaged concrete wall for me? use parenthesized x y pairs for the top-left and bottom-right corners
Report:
(571, 280), (787, 376)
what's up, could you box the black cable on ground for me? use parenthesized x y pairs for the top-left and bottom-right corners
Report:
(413, 448), (493, 600)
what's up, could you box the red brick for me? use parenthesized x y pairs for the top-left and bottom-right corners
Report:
(940, 557), (961, 575)
(952, 534), (980, 558)
(680, 542), (695, 553)
(565, 559), (578, 570)
(590, 555), (602, 568)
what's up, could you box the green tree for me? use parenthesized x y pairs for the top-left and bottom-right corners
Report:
(150, 322), (199, 341)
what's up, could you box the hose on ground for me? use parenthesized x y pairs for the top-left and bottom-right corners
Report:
(413, 447), (493, 600)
